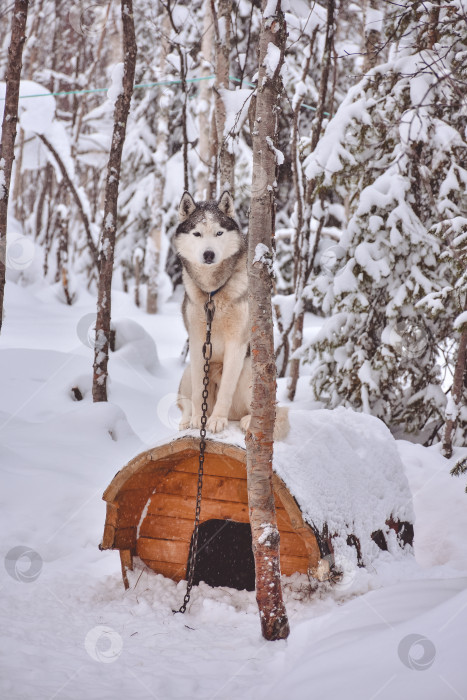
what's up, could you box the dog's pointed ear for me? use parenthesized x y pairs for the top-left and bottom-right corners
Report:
(218, 191), (235, 218)
(179, 192), (196, 222)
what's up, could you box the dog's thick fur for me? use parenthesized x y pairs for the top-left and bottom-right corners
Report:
(174, 191), (289, 440)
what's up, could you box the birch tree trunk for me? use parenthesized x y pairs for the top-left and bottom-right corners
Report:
(92, 0), (136, 402)
(287, 0), (335, 402)
(213, 0), (235, 195)
(195, 0), (214, 200)
(246, 0), (289, 642)
(146, 12), (171, 314)
(0, 0), (29, 333)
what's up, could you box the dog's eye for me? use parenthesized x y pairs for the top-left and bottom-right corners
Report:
(216, 231), (223, 236)
(192, 231), (201, 237)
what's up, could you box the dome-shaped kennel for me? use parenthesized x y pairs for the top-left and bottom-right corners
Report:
(100, 409), (414, 590)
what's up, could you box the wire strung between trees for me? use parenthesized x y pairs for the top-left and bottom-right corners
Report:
(0, 74), (328, 114)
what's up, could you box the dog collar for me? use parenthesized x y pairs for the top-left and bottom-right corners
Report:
(209, 285), (223, 299)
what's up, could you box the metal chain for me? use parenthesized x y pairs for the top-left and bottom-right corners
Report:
(174, 293), (215, 614)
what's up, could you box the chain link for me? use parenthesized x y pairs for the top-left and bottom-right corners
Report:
(174, 294), (215, 614)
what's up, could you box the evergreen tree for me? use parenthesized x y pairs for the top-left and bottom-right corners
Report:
(302, 0), (466, 442)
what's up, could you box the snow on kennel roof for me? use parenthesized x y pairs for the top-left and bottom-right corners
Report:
(273, 407), (413, 560)
(176, 406), (414, 562)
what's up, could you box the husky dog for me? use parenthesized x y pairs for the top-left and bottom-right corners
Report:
(174, 191), (289, 440)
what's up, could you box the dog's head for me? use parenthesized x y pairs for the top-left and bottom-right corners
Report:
(174, 191), (245, 266)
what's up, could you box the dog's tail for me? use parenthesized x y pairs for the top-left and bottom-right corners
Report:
(274, 406), (290, 441)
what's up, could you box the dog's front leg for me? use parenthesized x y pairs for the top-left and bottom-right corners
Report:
(189, 336), (206, 430)
(207, 342), (248, 433)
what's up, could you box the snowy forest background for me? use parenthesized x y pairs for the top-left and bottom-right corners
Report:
(2, 1), (467, 697)
(1, 0), (466, 451)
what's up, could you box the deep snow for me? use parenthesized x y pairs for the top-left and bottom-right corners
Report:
(1, 277), (467, 700)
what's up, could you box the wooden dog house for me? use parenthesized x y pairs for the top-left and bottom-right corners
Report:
(100, 436), (323, 589)
(100, 409), (414, 591)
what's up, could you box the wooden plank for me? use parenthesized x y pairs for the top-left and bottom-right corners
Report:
(116, 489), (152, 529)
(139, 514), (195, 542)
(156, 470), (249, 503)
(116, 488), (151, 510)
(142, 559), (187, 582)
(120, 549), (133, 590)
(147, 492), (251, 523)
(106, 502), (118, 527)
(137, 537), (190, 564)
(279, 531), (309, 558)
(100, 523), (115, 550)
(273, 474), (321, 571)
(175, 454), (246, 479)
(116, 507), (142, 529)
(118, 467), (172, 494)
(101, 502), (118, 549)
(275, 508), (297, 533)
(280, 554), (309, 576)
(114, 526), (137, 550)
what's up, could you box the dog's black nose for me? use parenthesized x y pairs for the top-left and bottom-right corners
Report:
(203, 249), (215, 264)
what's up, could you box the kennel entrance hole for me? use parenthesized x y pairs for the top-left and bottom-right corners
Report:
(186, 519), (256, 591)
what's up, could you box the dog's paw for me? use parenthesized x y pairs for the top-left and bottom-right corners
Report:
(190, 415), (203, 430)
(240, 414), (251, 433)
(179, 419), (191, 431)
(207, 415), (228, 433)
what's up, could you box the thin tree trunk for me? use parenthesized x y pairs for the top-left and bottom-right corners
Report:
(246, 0), (289, 642)
(274, 32), (316, 378)
(37, 133), (99, 268)
(195, 0), (214, 200)
(55, 202), (73, 305)
(0, 0), (29, 333)
(146, 12), (171, 314)
(361, 0), (381, 74)
(208, 110), (218, 199)
(36, 162), (53, 240)
(134, 248), (141, 308)
(71, 1), (112, 156)
(181, 52), (189, 192)
(287, 0), (335, 402)
(213, 0), (235, 195)
(12, 127), (25, 222)
(164, 2), (189, 191)
(92, 0), (136, 402)
(443, 298), (467, 458)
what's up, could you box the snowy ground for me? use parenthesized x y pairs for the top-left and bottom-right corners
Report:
(1, 277), (467, 700)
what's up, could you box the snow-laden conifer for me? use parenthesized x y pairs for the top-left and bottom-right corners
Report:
(303, 0), (466, 442)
